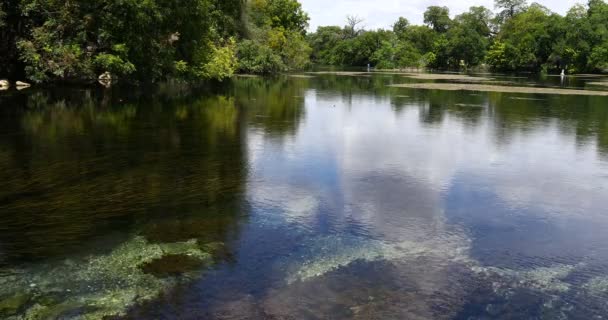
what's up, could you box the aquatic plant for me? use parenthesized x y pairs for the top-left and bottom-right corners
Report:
(583, 276), (608, 295)
(472, 264), (579, 293)
(389, 83), (608, 96)
(0, 236), (214, 319)
(285, 234), (472, 284)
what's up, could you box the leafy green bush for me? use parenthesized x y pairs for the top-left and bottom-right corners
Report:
(237, 40), (285, 73)
(94, 44), (136, 77)
(197, 39), (238, 80)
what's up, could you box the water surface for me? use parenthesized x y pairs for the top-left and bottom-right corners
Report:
(1, 74), (608, 319)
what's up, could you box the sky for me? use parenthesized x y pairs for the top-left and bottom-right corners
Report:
(300, 0), (583, 31)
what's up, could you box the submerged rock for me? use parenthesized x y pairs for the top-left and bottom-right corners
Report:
(0, 80), (9, 90)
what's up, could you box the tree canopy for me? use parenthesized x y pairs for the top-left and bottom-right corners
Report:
(3, 0), (608, 84)
(1, 0), (311, 83)
(424, 6), (452, 33)
(307, 0), (608, 73)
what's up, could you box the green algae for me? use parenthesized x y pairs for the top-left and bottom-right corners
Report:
(401, 73), (493, 81)
(286, 234), (472, 284)
(288, 74), (315, 79)
(306, 71), (369, 76)
(588, 81), (608, 87)
(583, 276), (608, 295)
(21, 301), (87, 320)
(389, 82), (608, 96)
(472, 264), (578, 294)
(0, 292), (31, 317)
(454, 103), (484, 108)
(0, 236), (215, 319)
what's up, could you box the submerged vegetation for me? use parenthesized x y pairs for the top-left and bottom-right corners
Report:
(389, 83), (608, 96)
(1, 72), (608, 317)
(0, 236), (213, 319)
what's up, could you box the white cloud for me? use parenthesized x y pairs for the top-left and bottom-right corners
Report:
(300, 0), (584, 31)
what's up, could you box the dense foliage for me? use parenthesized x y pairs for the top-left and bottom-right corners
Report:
(308, 0), (608, 73)
(3, 0), (608, 83)
(0, 0), (311, 83)
(237, 0), (312, 74)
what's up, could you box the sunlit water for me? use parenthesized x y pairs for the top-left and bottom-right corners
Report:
(1, 73), (608, 319)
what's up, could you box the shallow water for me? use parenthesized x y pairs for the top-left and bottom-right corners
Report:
(1, 74), (608, 319)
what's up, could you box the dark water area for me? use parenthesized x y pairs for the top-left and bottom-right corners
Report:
(1, 73), (608, 319)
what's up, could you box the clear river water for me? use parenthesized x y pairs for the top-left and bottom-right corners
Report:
(1, 72), (608, 319)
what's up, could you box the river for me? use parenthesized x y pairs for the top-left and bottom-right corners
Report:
(1, 73), (608, 319)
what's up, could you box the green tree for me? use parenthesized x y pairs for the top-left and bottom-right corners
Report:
(307, 26), (343, 64)
(371, 39), (399, 69)
(428, 35), (451, 68)
(401, 25), (437, 54)
(10, 0), (244, 82)
(488, 3), (564, 71)
(371, 35), (422, 69)
(495, 0), (528, 23)
(458, 6), (493, 36)
(281, 29), (313, 69)
(576, 0), (608, 71)
(424, 6), (451, 33)
(240, 0), (311, 73)
(392, 17), (410, 37)
(307, 0), (608, 73)
(344, 15), (365, 39)
(195, 39), (238, 80)
(250, 0), (309, 34)
(448, 6), (493, 67)
(3, 0), (315, 82)
(486, 41), (511, 69)
(395, 42), (423, 67)
(236, 40), (285, 73)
